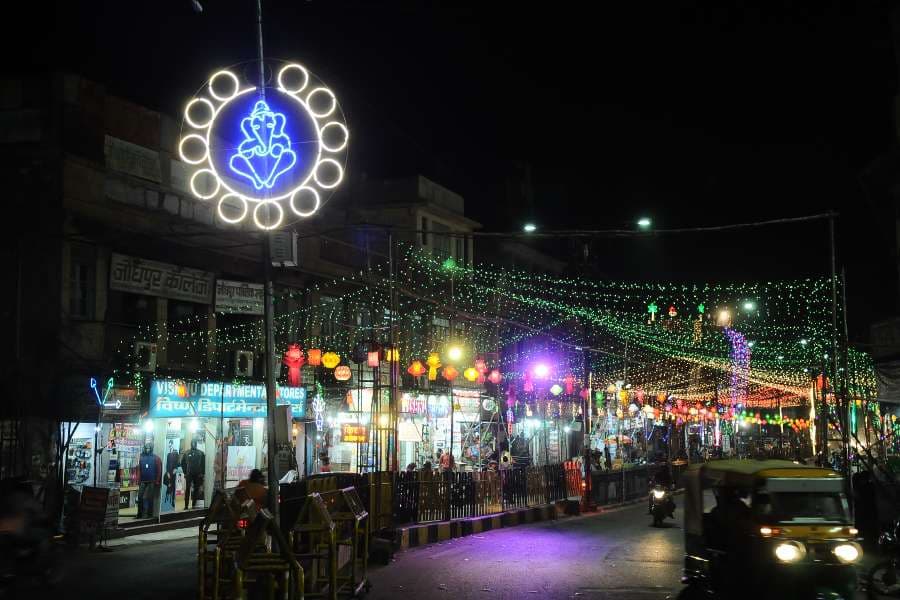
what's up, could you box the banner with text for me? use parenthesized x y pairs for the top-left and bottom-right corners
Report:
(110, 253), (214, 304)
(215, 279), (264, 315)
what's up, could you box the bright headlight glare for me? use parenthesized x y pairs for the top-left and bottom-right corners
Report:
(652, 489), (666, 499)
(774, 542), (804, 562)
(833, 544), (860, 563)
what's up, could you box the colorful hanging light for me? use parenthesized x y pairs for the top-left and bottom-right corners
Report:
(367, 351), (380, 368)
(426, 352), (442, 381)
(463, 367), (479, 382)
(307, 348), (322, 367)
(550, 384), (563, 396)
(564, 374), (575, 395)
(282, 343), (305, 387)
(385, 348), (400, 362)
(407, 360), (426, 378)
(488, 369), (502, 385)
(443, 365), (459, 381)
(322, 352), (340, 369)
(334, 365), (352, 381)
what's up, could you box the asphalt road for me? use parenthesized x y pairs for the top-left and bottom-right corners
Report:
(369, 501), (684, 600)
(51, 500), (879, 600)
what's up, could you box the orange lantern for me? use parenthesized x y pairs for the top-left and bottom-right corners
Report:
(442, 365), (459, 381)
(334, 365), (352, 381)
(307, 348), (322, 366)
(367, 351), (380, 368)
(322, 352), (340, 369)
(407, 360), (426, 378)
(463, 367), (479, 382)
(488, 369), (502, 385)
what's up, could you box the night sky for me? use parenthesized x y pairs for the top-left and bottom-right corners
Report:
(10, 1), (900, 340)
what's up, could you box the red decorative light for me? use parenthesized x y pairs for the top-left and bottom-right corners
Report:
(668, 305), (677, 317)
(488, 369), (502, 385)
(307, 348), (322, 367)
(442, 365), (459, 381)
(282, 343), (305, 387)
(475, 358), (487, 374)
(334, 365), (352, 381)
(407, 360), (426, 378)
(367, 351), (380, 368)
(564, 374), (575, 395)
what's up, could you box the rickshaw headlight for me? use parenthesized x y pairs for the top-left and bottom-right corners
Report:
(832, 543), (860, 563)
(774, 541), (805, 563)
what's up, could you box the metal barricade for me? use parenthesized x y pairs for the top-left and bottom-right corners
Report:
(320, 487), (370, 598)
(232, 509), (304, 600)
(286, 492), (338, 599)
(199, 489), (257, 600)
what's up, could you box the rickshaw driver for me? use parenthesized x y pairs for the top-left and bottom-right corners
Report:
(708, 486), (755, 567)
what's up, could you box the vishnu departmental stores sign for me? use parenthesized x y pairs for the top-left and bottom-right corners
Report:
(110, 253), (214, 304)
(150, 379), (306, 419)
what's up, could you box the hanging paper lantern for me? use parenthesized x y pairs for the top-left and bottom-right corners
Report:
(618, 390), (629, 405)
(488, 369), (502, 385)
(474, 358), (487, 374)
(550, 384), (563, 396)
(407, 360), (426, 378)
(282, 343), (306, 387)
(334, 365), (352, 381)
(322, 352), (340, 369)
(463, 367), (479, 382)
(385, 348), (400, 362)
(307, 348), (322, 367)
(579, 388), (589, 400)
(657, 392), (667, 403)
(367, 351), (380, 368)
(426, 352), (442, 381)
(523, 371), (534, 393)
(442, 365), (459, 381)
(564, 374), (575, 395)
(668, 305), (677, 317)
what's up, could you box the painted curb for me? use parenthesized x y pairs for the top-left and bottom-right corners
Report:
(398, 503), (559, 549)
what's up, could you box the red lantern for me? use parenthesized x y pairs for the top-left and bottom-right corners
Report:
(407, 360), (426, 378)
(442, 365), (459, 381)
(334, 365), (352, 381)
(282, 344), (305, 387)
(488, 369), (502, 385)
(564, 374), (575, 395)
(307, 348), (322, 367)
(367, 351), (380, 368)
(523, 371), (534, 392)
(475, 358), (487, 374)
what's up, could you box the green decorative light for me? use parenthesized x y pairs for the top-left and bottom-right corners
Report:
(550, 384), (563, 396)
(697, 303), (705, 314)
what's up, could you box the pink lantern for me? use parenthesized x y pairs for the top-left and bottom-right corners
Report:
(564, 374), (575, 395)
(367, 351), (380, 368)
(488, 369), (502, 385)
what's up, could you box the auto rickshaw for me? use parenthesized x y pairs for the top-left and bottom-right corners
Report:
(681, 459), (862, 599)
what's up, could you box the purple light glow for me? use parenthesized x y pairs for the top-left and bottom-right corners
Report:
(533, 363), (550, 379)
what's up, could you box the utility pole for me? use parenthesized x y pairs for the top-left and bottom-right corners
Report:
(581, 324), (593, 512)
(255, 0), (280, 521)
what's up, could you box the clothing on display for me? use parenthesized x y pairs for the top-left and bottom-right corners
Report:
(136, 443), (161, 518)
(181, 441), (205, 510)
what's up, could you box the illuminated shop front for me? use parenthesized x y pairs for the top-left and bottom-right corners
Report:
(114, 378), (308, 520)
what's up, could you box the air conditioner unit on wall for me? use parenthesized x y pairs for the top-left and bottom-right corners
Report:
(270, 231), (298, 267)
(134, 342), (157, 372)
(235, 350), (254, 377)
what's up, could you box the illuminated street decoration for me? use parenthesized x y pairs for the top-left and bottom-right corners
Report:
(179, 63), (348, 230)
(230, 100), (297, 190)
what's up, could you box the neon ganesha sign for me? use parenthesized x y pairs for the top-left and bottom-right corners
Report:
(179, 64), (349, 230)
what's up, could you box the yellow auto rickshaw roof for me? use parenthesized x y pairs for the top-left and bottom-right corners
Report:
(698, 459), (840, 480)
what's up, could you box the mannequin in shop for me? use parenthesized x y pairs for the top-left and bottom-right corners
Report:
(181, 440), (205, 510)
(164, 440), (179, 507)
(136, 443), (162, 519)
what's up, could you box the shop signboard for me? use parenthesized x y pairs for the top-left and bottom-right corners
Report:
(101, 386), (141, 420)
(110, 253), (214, 304)
(149, 379), (306, 418)
(341, 424), (368, 444)
(400, 393), (426, 415)
(215, 279), (264, 315)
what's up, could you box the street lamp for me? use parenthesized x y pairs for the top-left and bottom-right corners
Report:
(446, 344), (463, 363)
(637, 217), (651, 229)
(743, 301), (756, 312)
(533, 363), (550, 379)
(523, 223), (537, 233)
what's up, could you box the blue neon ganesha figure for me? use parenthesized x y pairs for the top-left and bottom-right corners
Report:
(229, 100), (297, 190)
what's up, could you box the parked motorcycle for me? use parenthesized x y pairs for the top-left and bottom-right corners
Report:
(0, 478), (62, 597)
(869, 518), (900, 598)
(650, 484), (675, 527)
